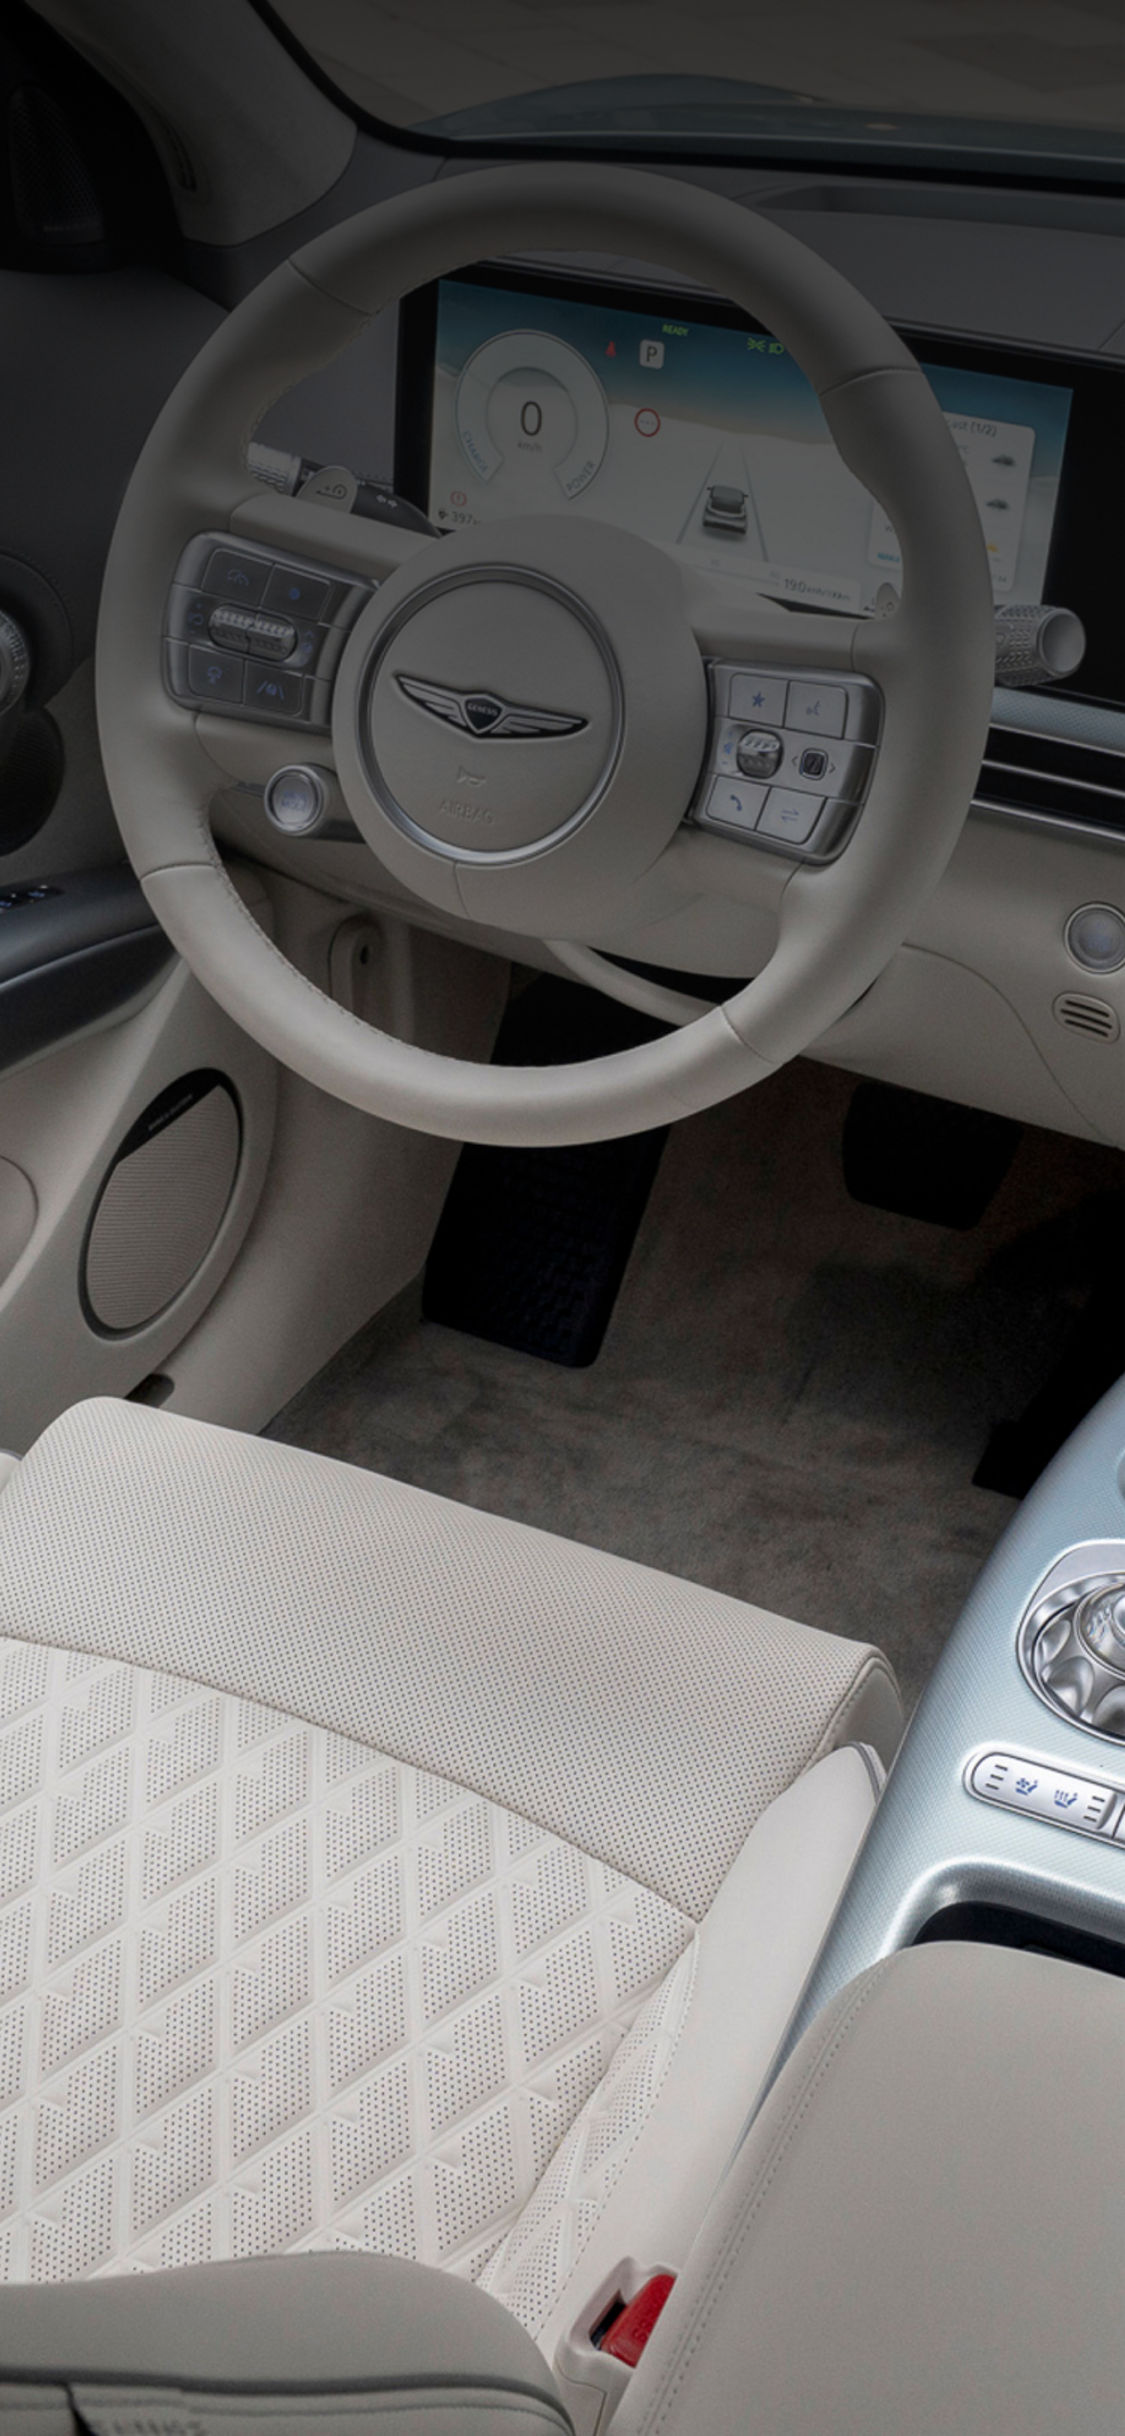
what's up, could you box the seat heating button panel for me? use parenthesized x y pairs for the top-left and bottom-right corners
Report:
(966, 1747), (1124, 1841)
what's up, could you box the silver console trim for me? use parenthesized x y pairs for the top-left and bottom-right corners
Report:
(750, 1389), (1125, 2134)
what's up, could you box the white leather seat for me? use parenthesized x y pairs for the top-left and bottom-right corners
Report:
(0, 1399), (900, 2350)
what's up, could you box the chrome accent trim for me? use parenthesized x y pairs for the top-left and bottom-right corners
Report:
(963, 1741), (1125, 1842)
(395, 674), (587, 740)
(1017, 1564), (1125, 1744)
(991, 715), (1125, 761)
(979, 756), (1125, 801)
(970, 796), (1125, 846)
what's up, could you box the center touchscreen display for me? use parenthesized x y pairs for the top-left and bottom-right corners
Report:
(424, 275), (1073, 614)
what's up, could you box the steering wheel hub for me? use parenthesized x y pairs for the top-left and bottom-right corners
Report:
(331, 510), (711, 934)
(359, 566), (622, 861)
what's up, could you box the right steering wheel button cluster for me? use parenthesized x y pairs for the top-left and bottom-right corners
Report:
(694, 662), (881, 861)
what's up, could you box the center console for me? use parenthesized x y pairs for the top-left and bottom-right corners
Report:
(777, 1371), (1125, 2060)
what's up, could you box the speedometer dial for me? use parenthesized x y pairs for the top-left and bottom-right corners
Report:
(454, 331), (609, 500)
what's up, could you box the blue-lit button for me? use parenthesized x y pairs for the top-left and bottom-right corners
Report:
(287, 624), (322, 671)
(759, 788), (822, 845)
(728, 672), (787, 724)
(263, 566), (331, 621)
(785, 681), (847, 738)
(246, 662), (304, 717)
(702, 778), (766, 834)
(178, 592), (213, 638)
(203, 548), (269, 607)
(187, 646), (244, 704)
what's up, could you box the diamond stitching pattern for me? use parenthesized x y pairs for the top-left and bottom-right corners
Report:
(0, 1639), (692, 2283)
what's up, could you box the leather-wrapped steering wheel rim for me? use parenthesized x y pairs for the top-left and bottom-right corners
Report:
(96, 162), (995, 1146)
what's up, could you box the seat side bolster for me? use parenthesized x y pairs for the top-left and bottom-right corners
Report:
(485, 1745), (879, 2361)
(811, 1647), (904, 1774)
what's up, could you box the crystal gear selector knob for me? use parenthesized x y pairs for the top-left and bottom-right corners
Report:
(1019, 1569), (1125, 1741)
(1076, 1584), (1125, 1672)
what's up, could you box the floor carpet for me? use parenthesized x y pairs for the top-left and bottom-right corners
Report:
(268, 1061), (1122, 1716)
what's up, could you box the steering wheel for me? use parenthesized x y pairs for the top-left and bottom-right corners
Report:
(97, 165), (994, 1146)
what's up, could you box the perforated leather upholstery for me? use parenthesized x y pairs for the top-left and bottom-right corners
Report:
(0, 1401), (900, 2334)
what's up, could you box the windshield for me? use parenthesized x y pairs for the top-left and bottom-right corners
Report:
(265, 0), (1125, 163)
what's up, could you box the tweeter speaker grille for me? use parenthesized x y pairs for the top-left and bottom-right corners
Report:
(83, 1071), (241, 1335)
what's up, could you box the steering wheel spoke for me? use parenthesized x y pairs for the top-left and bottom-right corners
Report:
(229, 486), (436, 590)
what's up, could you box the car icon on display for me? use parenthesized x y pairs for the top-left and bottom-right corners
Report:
(702, 482), (749, 533)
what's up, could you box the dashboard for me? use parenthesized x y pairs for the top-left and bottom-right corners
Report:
(398, 266), (1123, 709)
(213, 203), (1125, 1155)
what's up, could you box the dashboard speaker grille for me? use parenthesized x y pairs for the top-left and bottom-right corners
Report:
(1053, 992), (1120, 1042)
(977, 725), (1125, 839)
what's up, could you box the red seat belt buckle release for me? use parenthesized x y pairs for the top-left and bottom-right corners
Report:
(596, 2272), (676, 2367)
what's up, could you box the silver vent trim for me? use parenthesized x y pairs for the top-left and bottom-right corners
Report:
(973, 720), (1125, 846)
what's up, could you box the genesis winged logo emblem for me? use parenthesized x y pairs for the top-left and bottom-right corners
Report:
(395, 675), (587, 740)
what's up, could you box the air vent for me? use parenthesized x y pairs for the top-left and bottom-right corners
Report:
(976, 725), (1125, 840)
(1053, 992), (1120, 1042)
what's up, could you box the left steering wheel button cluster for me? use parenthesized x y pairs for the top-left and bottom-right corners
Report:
(165, 533), (371, 732)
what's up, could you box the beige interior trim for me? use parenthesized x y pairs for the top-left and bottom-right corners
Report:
(621, 1940), (1125, 2434)
(0, 2251), (570, 2429)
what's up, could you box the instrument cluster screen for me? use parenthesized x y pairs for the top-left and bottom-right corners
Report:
(423, 274), (1073, 614)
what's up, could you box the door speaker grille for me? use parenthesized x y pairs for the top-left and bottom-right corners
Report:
(83, 1072), (240, 1335)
